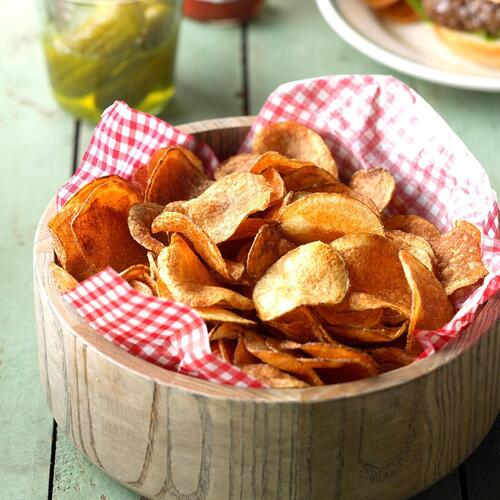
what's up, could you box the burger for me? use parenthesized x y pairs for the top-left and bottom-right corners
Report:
(407, 0), (500, 68)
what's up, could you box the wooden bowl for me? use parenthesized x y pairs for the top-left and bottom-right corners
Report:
(34, 116), (500, 500)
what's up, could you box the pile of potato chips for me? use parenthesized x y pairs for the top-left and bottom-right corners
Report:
(49, 121), (489, 388)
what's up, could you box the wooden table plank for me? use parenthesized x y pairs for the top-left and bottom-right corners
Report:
(0, 1), (75, 498)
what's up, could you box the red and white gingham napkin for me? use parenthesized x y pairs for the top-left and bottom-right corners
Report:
(56, 76), (500, 386)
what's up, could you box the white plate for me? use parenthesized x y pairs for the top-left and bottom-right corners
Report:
(316, 0), (500, 92)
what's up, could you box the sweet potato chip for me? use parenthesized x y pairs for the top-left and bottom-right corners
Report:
(208, 323), (248, 341)
(147, 145), (204, 177)
(253, 242), (349, 321)
(383, 214), (441, 242)
(316, 306), (383, 328)
(349, 167), (395, 212)
(399, 250), (454, 354)
(370, 347), (417, 372)
(331, 234), (411, 317)
(234, 336), (259, 366)
(195, 307), (256, 326)
(170, 173), (274, 244)
(129, 280), (154, 296)
(157, 234), (253, 309)
(217, 338), (236, 363)
(145, 147), (211, 205)
(385, 229), (435, 271)
(128, 202), (167, 255)
(246, 223), (295, 279)
(152, 211), (244, 281)
(241, 364), (309, 388)
(213, 153), (260, 180)
(250, 151), (316, 176)
(280, 192), (384, 244)
(130, 163), (148, 195)
(49, 262), (78, 293)
(282, 166), (337, 192)
(119, 264), (157, 292)
(252, 121), (338, 179)
(327, 322), (408, 344)
(432, 221), (488, 295)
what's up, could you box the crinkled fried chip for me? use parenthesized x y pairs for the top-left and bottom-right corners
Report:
(241, 364), (310, 388)
(152, 211), (244, 281)
(316, 306), (383, 328)
(170, 172), (274, 244)
(157, 234), (254, 309)
(213, 153), (260, 180)
(246, 223), (295, 279)
(49, 263), (78, 293)
(195, 307), (256, 326)
(383, 214), (441, 242)
(385, 229), (435, 271)
(282, 166), (337, 192)
(349, 167), (395, 212)
(370, 347), (417, 372)
(253, 242), (349, 321)
(128, 202), (167, 255)
(331, 234), (411, 317)
(327, 322), (408, 344)
(399, 250), (454, 354)
(250, 151), (316, 176)
(145, 147), (211, 205)
(280, 192), (383, 244)
(432, 220), (488, 295)
(252, 121), (338, 178)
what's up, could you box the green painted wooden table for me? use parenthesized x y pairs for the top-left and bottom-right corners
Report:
(1, 0), (498, 498)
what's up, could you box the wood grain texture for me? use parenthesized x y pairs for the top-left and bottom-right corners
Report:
(34, 117), (499, 500)
(0, 0), (75, 498)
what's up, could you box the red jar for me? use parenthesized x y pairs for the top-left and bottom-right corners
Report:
(184, 0), (263, 22)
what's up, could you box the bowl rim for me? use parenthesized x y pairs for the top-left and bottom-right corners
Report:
(34, 115), (499, 403)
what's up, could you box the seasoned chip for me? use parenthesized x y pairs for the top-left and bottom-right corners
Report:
(168, 172), (274, 244)
(129, 280), (154, 296)
(119, 264), (157, 292)
(213, 153), (260, 180)
(208, 323), (248, 341)
(261, 167), (285, 205)
(370, 347), (417, 372)
(385, 229), (435, 271)
(252, 121), (338, 178)
(157, 234), (254, 309)
(250, 151), (316, 176)
(383, 214), (441, 242)
(241, 364), (309, 388)
(259, 191), (294, 221)
(253, 242), (349, 321)
(217, 338), (236, 363)
(327, 322), (408, 344)
(130, 163), (149, 195)
(147, 145), (204, 177)
(152, 211), (244, 281)
(432, 220), (488, 295)
(282, 166), (337, 192)
(49, 262), (78, 293)
(145, 147), (211, 205)
(227, 218), (270, 241)
(399, 250), (454, 354)
(316, 306), (383, 328)
(246, 223), (295, 279)
(128, 202), (167, 255)
(349, 167), (395, 212)
(234, 336), (259, 366)
(331, 234), (412, 316)
(195, 307), (256, 326)
(280, 192), (384, 244)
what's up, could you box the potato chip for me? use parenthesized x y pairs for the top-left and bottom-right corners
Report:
(157, 234), (253, 309)
(349, 167), (395, 212)
(145, 147), (211, 205)
(381, 308), (407, 325)
(129, 280), (154, 296)
(119, 264), (157, 292)
(52, 176), (148, 281)
(169, 172), (274, 244)
(241, 364), (310, 388)
(259, 191), (294, 221)
(267, 307), (333, 343)
(370, 347), (417, 372)
(252, 121), (338, 179)
(128, 202), (167, 255)
(280, 192), (384, 244)
(246, 223), (295, 279)
(261, 167), (285, 205)
(234, 336), (259, 366)
(130, 163), (149, 195)
(253, 242), (349, 321)
(195, 307), (256, 326)
(385, 229), (435, 271)
(147, 145), (204, 177)
(399, 250), (454, 354)
(49, 262), (78, 293)
(331, 234), (412, 317)
(316, 306), (383, 328)
(327, 322), (408, 344)
(227, 218), (270, 241)
(432, 221), (488, 295)
(455, 220), (482, 242)
(152, 211), (244, 281)
(383, 214), (441, 242)
(208, 323), (248, 341)
(217, 338), (236, 363)
(213, 153), (260, 180)
(250, 151), (316, 176)
(282, 166), (337, 192)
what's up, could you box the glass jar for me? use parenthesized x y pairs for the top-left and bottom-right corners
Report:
(42, 0), (182, 121)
